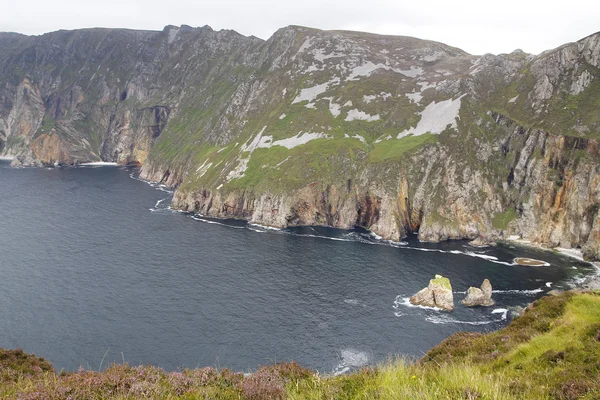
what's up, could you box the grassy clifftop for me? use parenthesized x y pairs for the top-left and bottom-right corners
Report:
(1, 291), (599, 399)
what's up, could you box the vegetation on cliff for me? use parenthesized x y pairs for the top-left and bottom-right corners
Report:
(2, 291), (599, 399)
(1, 25), (599, 257)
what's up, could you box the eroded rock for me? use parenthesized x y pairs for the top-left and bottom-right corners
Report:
(461, 279), (495, 307)
(410, 274), (454, 311)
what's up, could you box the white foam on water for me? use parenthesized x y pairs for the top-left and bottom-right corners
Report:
(79, 162), (119, 166)
(370, 232), (383, 240)
(514, 258), (551, 267)
(393, 296), (440, 312)
(491, 308), (509, 320)
(492, 288), (543, 295)
(403, 247), (515, 266)
(247, 223), (281, 231)
(247, 226), (268, 233)
(292, 233), (357, 243)
(546, 282), (552, 287)
(333, 349), (370, 376)
(425, 315), (496, 326)
(192, 216), (245, 229)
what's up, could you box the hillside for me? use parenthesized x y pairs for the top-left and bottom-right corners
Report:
(1, 291), (599, 399)
(1, 26), (599, 258)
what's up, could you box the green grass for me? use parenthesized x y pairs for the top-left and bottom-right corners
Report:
(367, 133), (438, 162)
(492, 209), (518, 230)
(2, 292), (599, 399)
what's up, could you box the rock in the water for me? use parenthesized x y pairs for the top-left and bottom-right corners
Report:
(468, 237), (496, 247)
(409, 287), (436, 308)
(461, 279), (495, 307)
(481, 279), (493, 299)
(410, 274), (454, 311)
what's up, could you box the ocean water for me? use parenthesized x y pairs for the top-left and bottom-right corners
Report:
(0, 160), (594, 373)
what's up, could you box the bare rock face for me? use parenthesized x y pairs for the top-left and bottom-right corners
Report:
(410, 274), (454, 311)
(461, 279), (495, 307)
(410, 287), (436, 308)
(1, 27), (599, 260)
(481, 278), (493, 299)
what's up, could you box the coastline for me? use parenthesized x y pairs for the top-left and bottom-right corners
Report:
(503, 237), (600, 290)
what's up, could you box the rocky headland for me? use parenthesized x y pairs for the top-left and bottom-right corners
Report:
(0, 26), (599, 259)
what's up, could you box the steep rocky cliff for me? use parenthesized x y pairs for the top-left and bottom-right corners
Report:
(1, 25), (598, 259)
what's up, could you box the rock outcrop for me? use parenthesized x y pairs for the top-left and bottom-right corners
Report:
(460, 279), (495, 307)
(410, 275), (454, 311)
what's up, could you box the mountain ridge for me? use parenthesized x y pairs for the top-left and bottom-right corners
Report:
(1, 25), (599, 259)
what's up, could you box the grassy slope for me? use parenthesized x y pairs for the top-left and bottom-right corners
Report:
(1, 291), (599, 399)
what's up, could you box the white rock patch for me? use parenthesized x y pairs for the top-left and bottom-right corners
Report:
(279, 113), (287, 120)
(345, 133), (367, 144)
(347, 62), (423, 81)
(292, 77), (340, 104)
(168, 28), (179, 44)
(196, 162), (213, 178)
(398, 66), (424, 78)
(271, 132), (330, 149)
(227, 126), (334, 181)
(406, 92), (423, 103)
(418, 81), (437, 91)
(329, 101), (342, 117)
(363, 92), (392, 103)
(508, 95), (519, 103)
(312, 48), (343, 62)
(397, 95), (465, 138)
(345, 109), (380, 122)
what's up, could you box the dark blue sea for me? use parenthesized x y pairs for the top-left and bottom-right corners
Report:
(0, 160), (594, 373)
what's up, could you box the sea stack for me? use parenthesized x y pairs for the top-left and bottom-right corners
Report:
(460, 279), (495, 307)
(410, 274), (454, 311)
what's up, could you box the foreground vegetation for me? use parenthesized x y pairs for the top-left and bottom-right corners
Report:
(1, 291), (599, 399)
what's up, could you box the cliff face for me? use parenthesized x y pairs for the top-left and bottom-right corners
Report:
(1, 26), (599, 258)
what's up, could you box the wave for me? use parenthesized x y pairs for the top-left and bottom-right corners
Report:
(192, 216), (245, 229)
(424, 315), (497, 325)
(78, 162), (118, 166)
(492, 288), (543, 295)
(393, 296), (441, 312)
(129, 172), (174, 194)
(247, 223), (282, 233)
(397, 247), (515, 266)
(333, 349), (370, 376)
(290, 232), (362, 243)
(491, 308), (509, 320)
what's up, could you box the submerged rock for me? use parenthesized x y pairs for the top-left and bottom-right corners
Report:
(410, 274), (454, 311)
(514, 258), (548, 266)
(461, 279), (495, 307)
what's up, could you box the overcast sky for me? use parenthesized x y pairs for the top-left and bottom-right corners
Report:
(2, 0), (598, 55)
